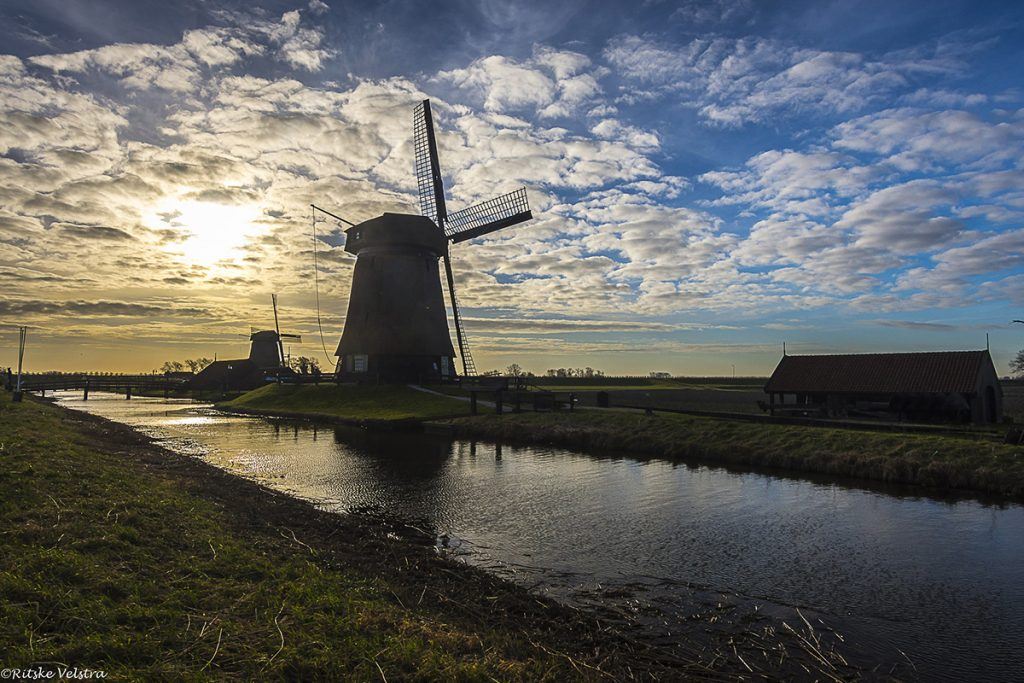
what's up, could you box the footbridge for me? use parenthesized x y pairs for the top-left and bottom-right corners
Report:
(8, 373), (190, 400)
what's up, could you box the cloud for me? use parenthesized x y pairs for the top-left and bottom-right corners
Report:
(869, 319), (960, 331)
(265, 10), (332, 71)
(832, 108), (1024, 172)
(308, 0), (330, 15)
(604, 34), (966, 126)
(700, 149), (878, 216)
(27, 9), (325, 92)
(0, 299), (211, 318)
(438, 48), (603, 119)
(836, 180), (963, 252)
(58, 224), (135, 241)
(671, 0), (755, 25)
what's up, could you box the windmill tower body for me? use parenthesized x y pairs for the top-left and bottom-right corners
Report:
(329, 99), (533, 383)
(248, 330), (284, 369)
(335, 213), (456, 381)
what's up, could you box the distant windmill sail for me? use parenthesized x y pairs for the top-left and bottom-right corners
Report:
(412, 99), (533, 376)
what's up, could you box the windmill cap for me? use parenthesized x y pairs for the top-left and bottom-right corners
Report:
(344, 212), (447, 256)
(249, 330), (279, 341)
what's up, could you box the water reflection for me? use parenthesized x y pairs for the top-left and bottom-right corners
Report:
(56, 392), (1024, 681)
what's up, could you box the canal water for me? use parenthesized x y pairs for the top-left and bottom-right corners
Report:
(57, 392), (1024, 680)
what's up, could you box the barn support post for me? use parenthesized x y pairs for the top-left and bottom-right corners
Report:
(470, 391), (478, 415)
(126, 385), (132, 400)
(769, 392), (775, 416)
(514, 392), (521, 413)
(83, 381), (89, 401)
(495, 391), (503, 415)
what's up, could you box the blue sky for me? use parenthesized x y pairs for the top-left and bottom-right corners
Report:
(1, 0), (1023, 374)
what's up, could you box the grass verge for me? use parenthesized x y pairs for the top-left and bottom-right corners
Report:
(437, 410), (1024, 498)
(0, 391), (682, 679)
(218, 383), (470, 424)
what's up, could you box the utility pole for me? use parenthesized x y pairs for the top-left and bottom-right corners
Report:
(13, 326), (26, 402)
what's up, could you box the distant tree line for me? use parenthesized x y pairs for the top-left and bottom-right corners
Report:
(288, 356), (322, 375)
(154, 356), (324, 376)
(155, 358), (213, 374)
(477, 365), (610, 378)
(544, 367), (605, 378)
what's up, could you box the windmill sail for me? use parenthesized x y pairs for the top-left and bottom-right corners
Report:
(412, 99), (534, 377)
(414, 99), (473, 374)
(413, 100), (447, 226)
(445, 187), (532, 243)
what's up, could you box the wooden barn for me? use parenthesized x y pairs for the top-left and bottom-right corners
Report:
(764, 350), (1002, 424)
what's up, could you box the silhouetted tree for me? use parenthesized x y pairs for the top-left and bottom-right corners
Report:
(505, 363), (523, 377)
(184, 357), (213, 373)
(289, 356), (321, 375)
(1011, 349), (1024, 378)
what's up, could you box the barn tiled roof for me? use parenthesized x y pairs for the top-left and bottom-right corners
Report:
(764, 351), (992, 395)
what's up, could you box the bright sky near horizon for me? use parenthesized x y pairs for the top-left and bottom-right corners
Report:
(1, 0), (1023, 375)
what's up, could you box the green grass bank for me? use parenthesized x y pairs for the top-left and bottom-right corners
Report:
(436, 410), (1024, 498)
(218, 383), (471, 425)
(0, 391), (686, 680)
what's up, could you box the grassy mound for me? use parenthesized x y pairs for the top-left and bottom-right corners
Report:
(219, 383), (470, 423)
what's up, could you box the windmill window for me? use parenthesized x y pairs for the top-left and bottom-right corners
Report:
(353, 354), (368, 372)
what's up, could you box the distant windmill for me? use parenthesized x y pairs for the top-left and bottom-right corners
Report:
(323, 99), (534, 382)
(243, 295), (302, 369)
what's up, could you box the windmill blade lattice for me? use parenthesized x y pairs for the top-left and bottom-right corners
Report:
(413, 100), (447, 226)
(446, 187), (532, 243)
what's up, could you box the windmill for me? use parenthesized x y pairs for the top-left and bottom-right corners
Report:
(244, 294), (302, 369)
(327, 99), (534, 382)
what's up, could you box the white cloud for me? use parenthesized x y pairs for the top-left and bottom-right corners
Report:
(264, 10), (332, 71)
(604, 34), (967, 127)
(439, 48), (603, 119)
(832, 108), (1024, 172)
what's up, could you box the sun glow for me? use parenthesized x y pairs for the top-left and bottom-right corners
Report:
(148, 199), (265, 267)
